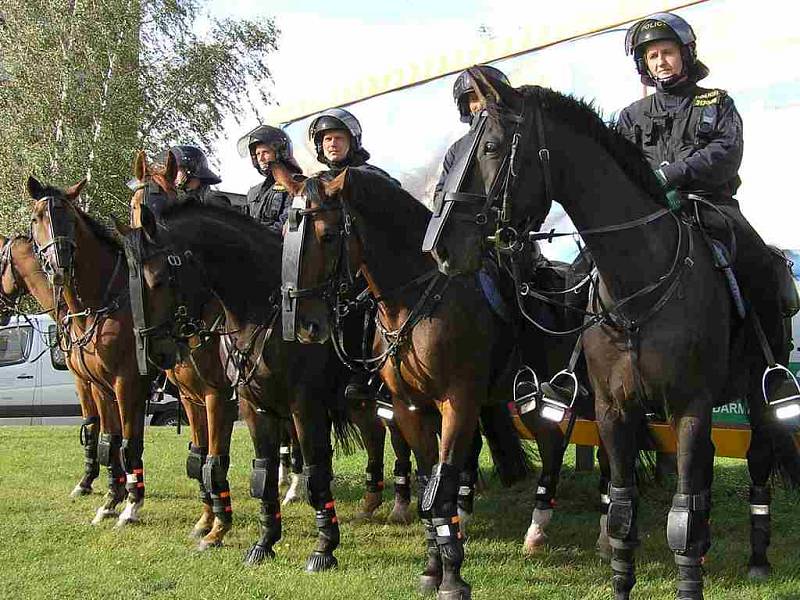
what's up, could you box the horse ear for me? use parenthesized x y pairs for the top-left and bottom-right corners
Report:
(133, 150), (147, 182)
(27, 175), (45, 200)
(164, 149), (177, 185)
(140, 205), (158, 242)
(324, 168), (348, 197)
(64, 179), (87, 201)
(468, 66), (522, 112)
(272, 162), (305, 195)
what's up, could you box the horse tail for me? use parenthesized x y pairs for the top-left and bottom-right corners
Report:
(323, 361), (362, 456)
(479, 402), (533, 486)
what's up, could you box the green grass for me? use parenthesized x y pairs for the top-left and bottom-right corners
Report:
(1, 426), (799, 600)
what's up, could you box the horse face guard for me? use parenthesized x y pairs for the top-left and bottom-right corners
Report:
(281, 187), (357, 343)
(31, 195), (77, 286)
(124, 225), (209, 375)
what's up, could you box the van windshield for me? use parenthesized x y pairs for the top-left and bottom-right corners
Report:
(0, 326), (32, 365)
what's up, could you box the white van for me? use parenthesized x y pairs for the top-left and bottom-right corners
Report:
(0, 314), (181, 426)
(0, 314), (78, 425)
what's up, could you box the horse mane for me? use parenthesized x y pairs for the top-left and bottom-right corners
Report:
(517, 86), (665, 200)
(157, 203), (283, 310)
(34, 183), (123, 251)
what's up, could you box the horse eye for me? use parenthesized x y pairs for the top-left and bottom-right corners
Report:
(484, 141), (498, 153)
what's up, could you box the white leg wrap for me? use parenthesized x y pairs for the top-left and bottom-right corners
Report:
(91, 506), (117, 525)
(523, 508), (553, 553)
(282, 473), (305, 505)
(115, 500), (143, 527)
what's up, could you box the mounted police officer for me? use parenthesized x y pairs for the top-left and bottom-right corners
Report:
(161, 145), (230, 208)
(239, 125), (303, 234)
(617, 10), (799, 585)
(435, 64), (509, 194)
(307, 108), (400, 185)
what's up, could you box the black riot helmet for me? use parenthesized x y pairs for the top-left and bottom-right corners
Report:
(165, 145), (222, 185)
(625, 12), (708, 88)
(307, 108), (369, 166)
(453, 65), (510, 123)
(236, 124), (302, 177)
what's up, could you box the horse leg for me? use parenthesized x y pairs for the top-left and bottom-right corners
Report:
(455, 427), (481, 536)
(596, 445), (612, 560)
(115, 377), (149, 528)
(90, 387), (127, 524)
(283, 420), (306, 504)
(597, 406), (641, 600)
(670, 412), (715, 600)
(180, 393), (212, 541)
(240, 398), (282, 565)
(427, 394), (478, 600)
(278, 423), (292, 487)
(387, 419), (414, 525)
(521, 413), (566, 553)
(391, 400), (440, 593)
(350, 401), (386, 520)
(71, 379), (100, 498)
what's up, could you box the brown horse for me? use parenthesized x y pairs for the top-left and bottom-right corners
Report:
(285, 168), (536, 600)
(428, 73), (800, 598)
(0, 234), (101, 499)
(128, 151), (238, 549)
(27, 176), (150, 527)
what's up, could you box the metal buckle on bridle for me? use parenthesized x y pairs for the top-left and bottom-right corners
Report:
(167, 254), (182, 267)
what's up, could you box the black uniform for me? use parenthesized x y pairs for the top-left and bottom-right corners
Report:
(617, 81), (789, 356)
(245, 176), (292, 234)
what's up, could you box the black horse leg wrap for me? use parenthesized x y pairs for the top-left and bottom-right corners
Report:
(80, 417), (100, 480)
(535, 473), (557, 511)
(121, 437), (145, 501)
(667, 490), (711, 556)
(186, 443), (209, 503)
(203, 455), (232, 523)
(422, 464), (467, 593)
(365, 461), (385, 494)
(98, 433), (125, 489)
(675, 554), (704, 599)
(393, 460), (412, 502)
(304, 465), (339, 553)
(749, 485), (771, 564)
(457, 470), (476, 515)
(607, 485), (639, 548)
(250, 458), (278, 501)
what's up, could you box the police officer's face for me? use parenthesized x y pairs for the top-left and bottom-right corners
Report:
(254, 143), (276, 171)
(467, 92), (484, 116)
(322, 130), (351, 163)
(176, 168), (202, 190)
(644, 40), (684, 81)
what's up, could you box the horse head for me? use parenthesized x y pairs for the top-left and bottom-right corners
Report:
(28, 176), (86, 286)
(428, 69), (551, 275)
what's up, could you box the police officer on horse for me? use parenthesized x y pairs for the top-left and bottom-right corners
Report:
(160, 145), (230, 208)
(617, 13), (798, 411)
(238, 125), (303, 234)
(308, 108), (400, 185)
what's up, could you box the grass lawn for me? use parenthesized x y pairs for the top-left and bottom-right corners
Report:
(1, 425), (799, 599)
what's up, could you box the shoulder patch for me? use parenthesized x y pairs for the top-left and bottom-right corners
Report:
(694, 89), (726, 107)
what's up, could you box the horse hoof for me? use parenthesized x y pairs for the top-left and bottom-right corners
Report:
(437, 586), (471, 600)
(189, 526), (212, 540)
(523, 529), (547, 554)
(115, 502), (142, 528)
(388, 501), (414, 525)
(196, 538), (223, 551)
(244, 544), (275, 566)
(305, 551), (337, 572)
(419, 574), (441, 595)
(91, 507), (117, 525)
(70, 484), (92, 498)
(748, 564), (771, 580)
(354, 509), (376, 522)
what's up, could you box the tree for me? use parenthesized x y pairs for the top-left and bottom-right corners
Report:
(0, 0), (278, 233)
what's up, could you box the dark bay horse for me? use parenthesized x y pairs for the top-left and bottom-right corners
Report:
(128, 151), (240, 549)
(27, 176), (151, 528)
(284, 168), (553, 599)
(428, 73), (800, 598)
(128, 202), (356, 571)
(0, 234), (101, 498)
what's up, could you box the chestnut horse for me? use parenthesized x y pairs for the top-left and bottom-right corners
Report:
(27, 176), (150, 527)
(0, 234), (101, 499)
(128, 151), (239, 549)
